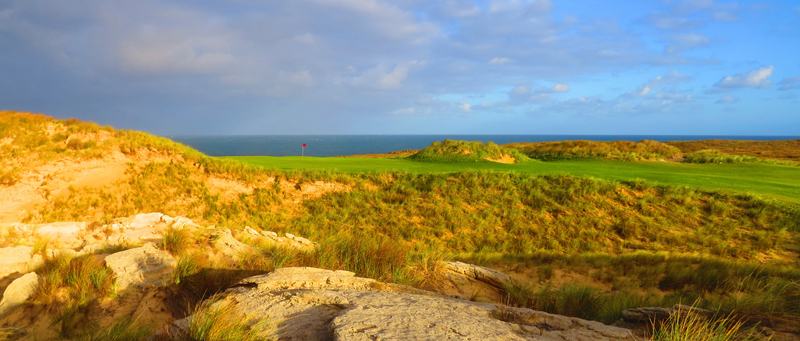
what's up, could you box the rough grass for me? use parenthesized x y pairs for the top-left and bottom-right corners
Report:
(505, 139), (681, 161)
(650, 308), (756, 341)
(408, 139), (530, 163)
(668, 139), (800, 163)
(182, 299), (265, 341)
(684, 149), (796, 166)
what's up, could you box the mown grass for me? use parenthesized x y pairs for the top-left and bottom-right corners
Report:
(505, 139), (682, 161)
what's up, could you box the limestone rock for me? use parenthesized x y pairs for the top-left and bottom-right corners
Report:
(159, 267), (636, 341)
(0, 272), (41, 318)
(622, 307), (675, 323)
(0, 246), (34, 278)
(162, 215), (197, 229)
(34, 222), (86, 248)
(104, 242), (177, 291)
(244, 226), (260, 236)
(211, 228), (256, 260)
(128, 213), (164, 229)
(443, 261), (521, 290)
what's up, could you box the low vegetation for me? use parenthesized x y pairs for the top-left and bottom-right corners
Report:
(408, 139), (530, 163)
(668, 139), (800, 163)
(505, 139), (681, 161)
(4, 112), (800, 339)
(684, 149), (796, 166)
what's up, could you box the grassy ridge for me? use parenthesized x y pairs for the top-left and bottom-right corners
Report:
(505, 140), (682, 161)
(668, 139), (800, 162)
(6, 112), (800, 333)
(408, 139), (530, 163)
(684, 149), (797, 166)
(230, 156), (800, 204)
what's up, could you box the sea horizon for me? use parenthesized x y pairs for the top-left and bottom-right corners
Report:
(169, 134), (800, 158)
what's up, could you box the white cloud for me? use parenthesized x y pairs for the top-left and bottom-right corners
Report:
(443, 0), (480, 17)
(713, 11), (738, 22)
(715, 95), (739, 104)
(713, 66), (774, 89)
(778, 77), (800, 90)
(279, 70), (314, 86)
(392, 107), (417, 114)
(551, 84), (569, 93)
(459, 103), (472, 112)
(489, 57), (511, 64)
(351, 61), (421, 89)
(623, 71), (692, 98)
(294, 33), (316, 44)
(664, 33), (710, 56)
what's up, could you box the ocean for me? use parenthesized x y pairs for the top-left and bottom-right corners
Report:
(168, 135), (800, 157)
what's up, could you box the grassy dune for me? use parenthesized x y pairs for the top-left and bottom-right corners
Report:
(230, 156), (800, 204)
(4, 112), (800, 336)
(668, 139), (800, 163)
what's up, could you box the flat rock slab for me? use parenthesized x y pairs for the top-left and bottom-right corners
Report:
(0, 246), (34, 279)
(161, 267), (636, 341)
(104, 242), (176, 291)
(0, 272), (41, 318)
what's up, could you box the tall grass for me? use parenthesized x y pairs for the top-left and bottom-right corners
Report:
(182, 299), (265, 341)
(684, 149), (796, 166)
(650, 308), (756, 341)
(669, 139), (800, 163)
(408, 139), (531, 163)
(505, 139), (681, 161)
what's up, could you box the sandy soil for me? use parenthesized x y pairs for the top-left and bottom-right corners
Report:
(0, 152), (131, 224)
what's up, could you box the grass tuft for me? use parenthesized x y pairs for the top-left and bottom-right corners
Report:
(184, 299), (266, 341)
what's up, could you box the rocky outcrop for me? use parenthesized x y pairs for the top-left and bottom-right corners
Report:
(104, 242), (177, 291)
(0, 272), (41, 318)
(211, 228), (257, 260)
(158, 267), (636, 341)
(0, 246), (34, 279)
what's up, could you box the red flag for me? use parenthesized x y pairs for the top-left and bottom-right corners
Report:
(302, 143), (307, 147)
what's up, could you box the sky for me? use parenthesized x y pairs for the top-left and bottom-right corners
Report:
(1, 0), (799, 136)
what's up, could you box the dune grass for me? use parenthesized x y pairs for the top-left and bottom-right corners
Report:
(229, 156), (800, 204)
(505, 139), (682, 161)
(7, 113), (800, 333)
(684, 149), (796, 166)
(408, 139), (530, 163)
(668, 139), (800, 163)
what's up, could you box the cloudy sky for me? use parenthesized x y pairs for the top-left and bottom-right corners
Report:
(1, 0), (798, 135)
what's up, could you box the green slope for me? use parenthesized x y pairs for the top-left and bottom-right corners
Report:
(228, 156), (800, 204)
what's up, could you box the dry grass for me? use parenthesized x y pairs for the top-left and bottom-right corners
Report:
(182, 298), (267, 341)
(668, 139), (800, 162)
(505, 140), (681, 161)
(650, 307), (756, 341)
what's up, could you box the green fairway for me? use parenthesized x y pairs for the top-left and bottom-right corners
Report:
(228, 156), (800, 204)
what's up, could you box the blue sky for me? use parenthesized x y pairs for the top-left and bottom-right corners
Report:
(1, 0), (798, 135)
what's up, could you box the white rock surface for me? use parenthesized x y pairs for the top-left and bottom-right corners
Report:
(0, 272), (41, 318)
(158, 268), (636, 341)
(0, 246), (34, 278)
(104, 242), (177, 291)
(128, 213), (164, 229)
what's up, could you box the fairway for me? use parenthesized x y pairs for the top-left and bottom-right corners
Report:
(228, 156), (800, 204)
